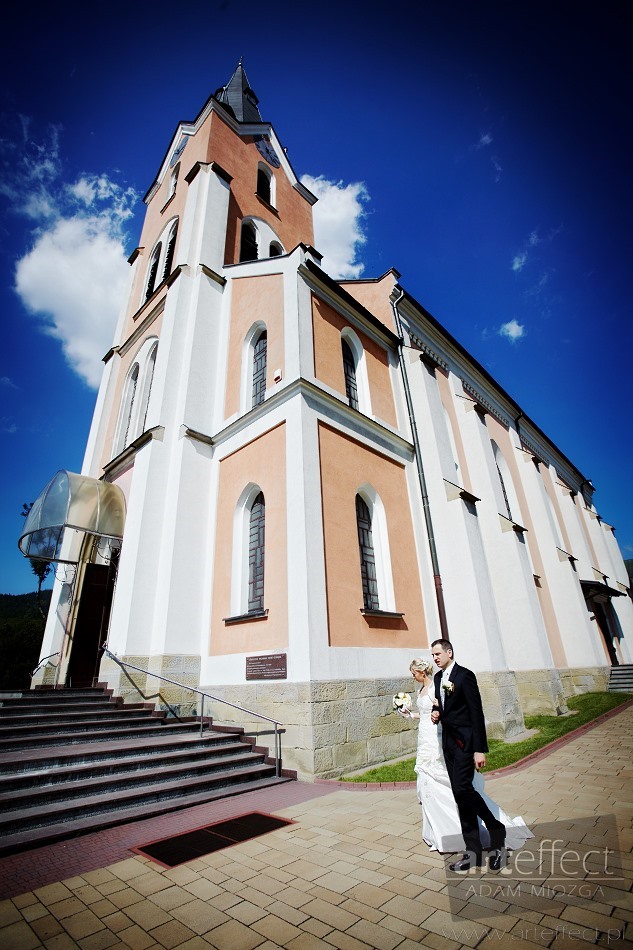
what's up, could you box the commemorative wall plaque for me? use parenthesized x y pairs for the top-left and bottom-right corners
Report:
(246, 653), (287, 680)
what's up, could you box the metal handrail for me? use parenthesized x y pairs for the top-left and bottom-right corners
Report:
(31, 652), (60, 677)
(101, 645), (283, 777)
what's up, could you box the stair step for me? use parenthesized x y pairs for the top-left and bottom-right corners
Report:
(0, 761), (279, 835)
(0, 748), (268, 810)
(0, 731), (239, 777)
(0, 720), (205, 752)
(0, 741), (251, 800)
(0, 712), (161, 733)
(0, 775), (293, 857)
(0, 698), (145, 723)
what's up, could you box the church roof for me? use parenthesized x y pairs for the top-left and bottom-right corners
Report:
(214, 61), (263, 123)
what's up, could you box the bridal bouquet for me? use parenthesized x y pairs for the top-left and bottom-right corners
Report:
(392, 692), (412, 714)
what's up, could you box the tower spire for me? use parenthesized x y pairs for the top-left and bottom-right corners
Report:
(214, 61), (262, 123)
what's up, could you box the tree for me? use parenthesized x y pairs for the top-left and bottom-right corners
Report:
(21, 502), (52, 619)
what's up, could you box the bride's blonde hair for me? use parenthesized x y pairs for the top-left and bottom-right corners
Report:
(409, 657), (434, 676)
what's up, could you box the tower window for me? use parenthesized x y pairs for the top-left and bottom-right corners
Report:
(145, 244), (162, 300)
(248, 492), (265, 613)
(252, 330), (267, 407)
(356, 494), (380, 610)
(269, 242), (283, 257)
(342, 339), (359, 410)
(257, 167), (272, 204)
(240, 221), (258, 262)
(162, 221), (178, 282)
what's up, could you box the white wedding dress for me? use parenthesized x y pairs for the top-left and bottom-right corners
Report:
(414, 688), (533, 853)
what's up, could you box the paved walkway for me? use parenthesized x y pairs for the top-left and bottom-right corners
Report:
(0, 705), (631, 949)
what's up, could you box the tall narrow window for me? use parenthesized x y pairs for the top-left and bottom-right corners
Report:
(248, 492), (265, 613)
(168, 164), (179, 200)
(252, 330), (267, 407)
(122, 364), (139, 450)
(145, 244), (162, 300)
(257, 167), (271, 204)
(495, 461), (513, 520)
(356, 494), (379, 610)
(161, 221), (178, 281)
(240, 221), (258, 262)
(138, 342), (158, 434)
(342, 339), (359, 410)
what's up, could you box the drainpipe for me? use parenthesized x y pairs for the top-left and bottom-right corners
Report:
(390, 289), (449, 640)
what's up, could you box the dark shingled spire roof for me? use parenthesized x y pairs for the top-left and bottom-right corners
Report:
(214, 60), (262, 123)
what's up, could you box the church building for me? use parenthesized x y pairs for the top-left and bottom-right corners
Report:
(24, 64), (632, 780)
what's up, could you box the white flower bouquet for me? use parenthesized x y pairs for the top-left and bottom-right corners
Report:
(392, 691), (412, 714)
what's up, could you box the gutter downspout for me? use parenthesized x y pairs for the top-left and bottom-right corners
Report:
(390, 288), (449, 640)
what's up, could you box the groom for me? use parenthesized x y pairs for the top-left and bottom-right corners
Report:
(430, 638), (506, 872)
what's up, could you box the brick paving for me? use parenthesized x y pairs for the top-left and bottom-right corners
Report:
(0, 705), (631, 948)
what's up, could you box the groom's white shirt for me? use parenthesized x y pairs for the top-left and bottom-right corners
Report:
(440, 660), (456, 706)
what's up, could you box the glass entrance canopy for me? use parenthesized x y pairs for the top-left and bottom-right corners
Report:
(18, 471), (126, 563)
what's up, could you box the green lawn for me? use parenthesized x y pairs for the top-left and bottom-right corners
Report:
(341, 691), (633, 783)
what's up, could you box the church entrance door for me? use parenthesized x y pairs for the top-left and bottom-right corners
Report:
(66, 562), (116, 688)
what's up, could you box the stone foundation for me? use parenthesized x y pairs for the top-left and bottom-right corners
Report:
(92, 658), (614, 780)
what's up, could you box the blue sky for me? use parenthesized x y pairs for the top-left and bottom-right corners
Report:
(1, 0), (631, 594)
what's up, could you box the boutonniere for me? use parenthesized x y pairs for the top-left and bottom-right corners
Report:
(442, 681), (455, 694)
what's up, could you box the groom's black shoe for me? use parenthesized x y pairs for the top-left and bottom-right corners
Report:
(449, 852), (482, 872)
(488, 847), (508, 872)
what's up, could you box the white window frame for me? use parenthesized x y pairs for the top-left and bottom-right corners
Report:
(341, 327), (372, 416)
(240, 321), (268, 414)
(357, 484), (396, 612)
(143, 217), (178, 300)
(113, 337), (159, 456)
(230, 483), (265, 616)
(256, 162), (276, 207)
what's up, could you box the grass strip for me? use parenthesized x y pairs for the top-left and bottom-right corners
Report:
(341, 691), (633, 783)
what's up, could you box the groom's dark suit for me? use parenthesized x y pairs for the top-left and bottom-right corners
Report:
(434, 662), (505, 859)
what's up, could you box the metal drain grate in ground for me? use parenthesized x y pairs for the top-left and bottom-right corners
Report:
(133, 812), (294, 867)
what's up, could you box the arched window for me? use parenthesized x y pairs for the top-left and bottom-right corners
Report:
(269, 241), (283, 257)
(240, 221), (258, 262)
(342, 339), (359, 410)
(256, 166), (272, 205)
(252, 330), (267, 407)
(168, 164), (179, 200)
(113, 338), (159, 458)
(356, 494), (379, 610)
(340, 329), (371, 415)
(145, 244), (162, 300)
(143, 218), (179, 302)
(248, 492), (266, 613)
(120, 364), (139, 453)
(161, 221), (178, 281)
(138, 342), (158, 434)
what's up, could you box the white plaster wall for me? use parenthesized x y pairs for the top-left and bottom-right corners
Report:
(457, 402), (552, 670)
(519, 454), (603, 668)
(405, 356), (505, 671)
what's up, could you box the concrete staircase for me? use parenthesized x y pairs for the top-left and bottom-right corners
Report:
(0, 686), (292, 856)
(608, 665), (633, 692)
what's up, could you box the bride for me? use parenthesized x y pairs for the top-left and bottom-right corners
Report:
(400, 657), (533, 853)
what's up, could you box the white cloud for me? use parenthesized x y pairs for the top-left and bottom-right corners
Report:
(16, 217), (130, 388)
(499, 319), (526, 343)
(512, 251), (528, 272)
(474, 132), (493, 150)
(1, 377), (18, 389)
(300, 174), (369, 279)
(3, 121), (138, 388)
